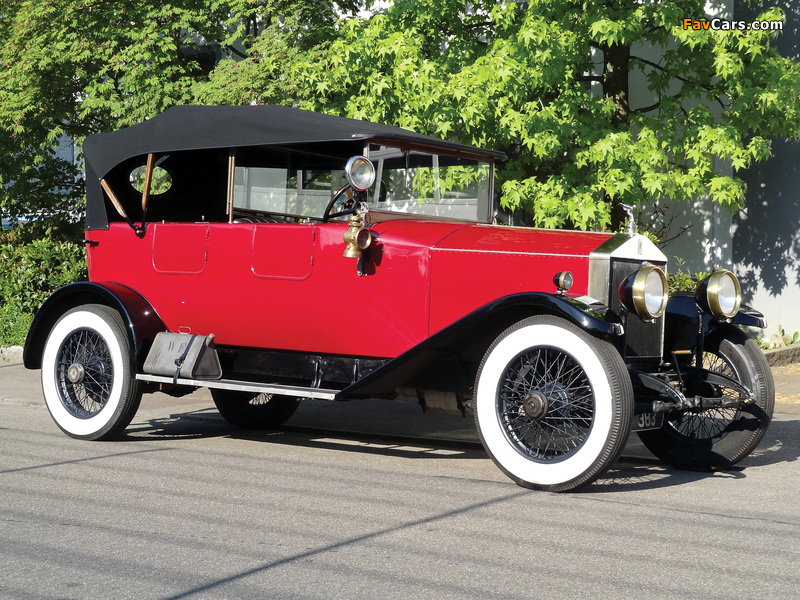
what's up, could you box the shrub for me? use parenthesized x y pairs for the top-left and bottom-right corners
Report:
(667, 257), (709, 294)
(0, 217), (87, 345)
(0, 304), (34, 347)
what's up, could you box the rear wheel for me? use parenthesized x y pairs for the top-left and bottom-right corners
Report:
(638, 329), (774, 470)
(474, 316), (633, 492)
(212, 389), (300, 429)
(41, 304), (142, 440)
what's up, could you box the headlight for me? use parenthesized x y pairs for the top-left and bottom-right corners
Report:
(553, 271), (574, 295)
(696, 270), (741, 320)
(344, 156), (376, 191)
(618, 265), (668, 320)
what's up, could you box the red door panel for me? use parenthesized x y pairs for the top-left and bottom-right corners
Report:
(251, 225), (315, 280)
(151, 223), (208, 274)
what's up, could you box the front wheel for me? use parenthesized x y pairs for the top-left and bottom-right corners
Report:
(638, 329), (774, 470)
(212, 389), (300, 429)
(41, 304), (142, 440)
(474, 316), (633, 492)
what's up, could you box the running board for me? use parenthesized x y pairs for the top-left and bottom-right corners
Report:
(135, 374), (338, 400)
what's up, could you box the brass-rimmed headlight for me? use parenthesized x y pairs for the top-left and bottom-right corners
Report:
(696, 269), (741, 320)
(344, 156), (376, 191)
(553, 271), (574, 295)
(618, 265), (668, 320)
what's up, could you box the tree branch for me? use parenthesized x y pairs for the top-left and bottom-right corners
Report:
(632, 92), (682, 114)
(225, 45), (248, 59)
(631, 55), (729, 111)
(631, 55), (710, 91)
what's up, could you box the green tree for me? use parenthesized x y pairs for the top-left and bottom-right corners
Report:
(0, 0), (362, 220)
(2, 1), (797, 232)
(211, 0), (797, 230)
(0, 0), (362, 343)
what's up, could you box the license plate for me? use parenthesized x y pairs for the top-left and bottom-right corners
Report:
(632, 412), (664, 431)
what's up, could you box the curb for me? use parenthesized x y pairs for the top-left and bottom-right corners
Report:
(763, 345), (800, 368)
(0, 346), (23, 362)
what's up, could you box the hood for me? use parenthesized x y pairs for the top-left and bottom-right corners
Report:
(427, 224), (614, 334)
(433, 223), (612, 256)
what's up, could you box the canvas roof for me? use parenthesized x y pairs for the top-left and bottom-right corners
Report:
(83, 105), (506, 229)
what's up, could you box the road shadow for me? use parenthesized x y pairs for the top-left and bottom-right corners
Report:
(125, 408), (485, 461)
(591, 458), (746, 493)
(121, 397), (800, 490)
(737, 416), (800, 467)
(593, 413), (800, 492)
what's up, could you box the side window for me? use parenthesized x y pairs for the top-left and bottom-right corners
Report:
(103, 149), (228, 224)
(129, 165), (173, 196)
(366, 145), (491, 221)
(233, 148), (346, 219)
(234, 167), (293, 213)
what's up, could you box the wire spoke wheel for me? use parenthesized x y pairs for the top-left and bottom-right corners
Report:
(42, 305), (142, 440)
(212, 389), (301, 429)
(666, 351), (739, 441)
(55, 328), (114, 418)
(475, 316), (632, 492)
(499, 348), (594, 462)
(638, 329), (774, 470)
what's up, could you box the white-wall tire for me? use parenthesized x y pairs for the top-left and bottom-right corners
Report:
(41, 304), (142, 440)
(474, 316), (632, 491)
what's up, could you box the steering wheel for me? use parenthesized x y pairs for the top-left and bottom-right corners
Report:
(322, 185), (360, 223)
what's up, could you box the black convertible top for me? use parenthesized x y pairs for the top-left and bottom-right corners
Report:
(83, 105), (506, 229)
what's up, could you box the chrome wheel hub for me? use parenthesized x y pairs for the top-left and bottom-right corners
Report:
(67, 363), (85, 384)
(522, 391), (548, 420)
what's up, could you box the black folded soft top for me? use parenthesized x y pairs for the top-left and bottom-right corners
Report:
(83, 105), (506, 230)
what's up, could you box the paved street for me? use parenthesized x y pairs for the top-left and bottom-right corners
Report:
(2, 356), (800, 599)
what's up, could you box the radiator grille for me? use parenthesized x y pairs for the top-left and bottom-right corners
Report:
(609, 258), (665, 358)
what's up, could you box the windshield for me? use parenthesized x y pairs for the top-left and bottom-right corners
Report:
(366, 145), (492, 222)
(228, 144), (493, 222)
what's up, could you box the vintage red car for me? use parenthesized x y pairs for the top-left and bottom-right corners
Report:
(23, 105), (774, 491)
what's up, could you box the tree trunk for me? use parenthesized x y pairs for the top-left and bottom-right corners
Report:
(601, 42), (630, 125)
(601, 41), (631, 228)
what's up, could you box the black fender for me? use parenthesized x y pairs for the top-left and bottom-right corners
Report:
(23, 281), (166, 371)
(337, 292), (623, 399)
(664, 294), (766, 360)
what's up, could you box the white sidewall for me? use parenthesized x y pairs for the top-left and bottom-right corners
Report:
(476, 323), (614, 486)
(41, 310), (125, 437)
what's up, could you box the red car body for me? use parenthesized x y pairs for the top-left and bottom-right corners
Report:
(87, 221), (609, 357)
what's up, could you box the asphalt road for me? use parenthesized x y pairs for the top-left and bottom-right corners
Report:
(3, 357), (800, 599)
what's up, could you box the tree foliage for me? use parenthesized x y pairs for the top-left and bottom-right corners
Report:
(1, 0), (799, 231)
(279, 0), (800, 229)
(0, 0), (360, 219)
(0, 218), (86, 345)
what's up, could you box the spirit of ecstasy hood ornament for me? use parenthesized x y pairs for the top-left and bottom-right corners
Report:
(619, 203), (636, 236)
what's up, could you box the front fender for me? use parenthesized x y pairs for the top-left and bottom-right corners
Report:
(664, 293), (767, 355)
(23, 282), (166, 370)
(337, 292), (623, 399)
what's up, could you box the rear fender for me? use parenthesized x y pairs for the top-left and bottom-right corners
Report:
(23, 282), (166, 371)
